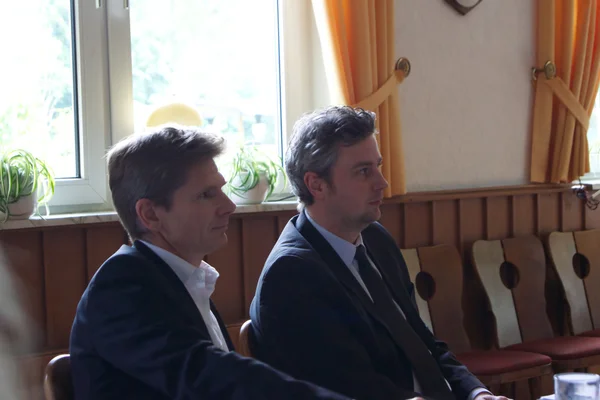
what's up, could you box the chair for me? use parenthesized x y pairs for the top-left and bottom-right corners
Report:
(400, 249), (433, 332)
(44, 354), (73, 400)
(238, 319), (254, 358)
(472, 236), (600, 372)
(402, 245), (552, 398)
(547, 229), (600, 337)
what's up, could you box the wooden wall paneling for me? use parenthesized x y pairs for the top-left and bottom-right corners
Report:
(432, 200), (459, 248)
(485, 196), (511, 240)
(85, 225), (127, 282)
(512, 195), (537, 237)
(43, 228), (87, 350)
(458, 198), (485, 258)
(0, 231), (46, 351)
(403, 202), (432, 249)
(560, 191), (585, 232)
(585, 205), (600, 229)
(379, 203), (403, 246)
(536, 192), (560, 236)
(207, 218), (245, 325)
(276, 210), (297, 234)
(241, 216), (279, 317)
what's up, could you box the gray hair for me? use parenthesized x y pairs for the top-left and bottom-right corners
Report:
(107, 125), (226, 241)
(285, 106), (376, 206)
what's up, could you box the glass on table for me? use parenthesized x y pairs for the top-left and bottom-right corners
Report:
(554, 373), (600, 400)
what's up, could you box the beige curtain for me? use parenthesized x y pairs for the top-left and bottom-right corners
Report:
(531, 0), (600, 183)
(312, 0), (406, 197)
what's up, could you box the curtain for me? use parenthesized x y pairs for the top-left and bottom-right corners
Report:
(531, 0), (600, 183)
(312, 0), (406, 197)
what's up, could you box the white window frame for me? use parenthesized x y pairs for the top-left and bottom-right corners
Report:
(47, 0), (111, 211)
(583, 150), (600, 182)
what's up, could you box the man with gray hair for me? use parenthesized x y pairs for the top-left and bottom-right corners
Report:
(69, 126), (350, 400)
(250, 106), (507, 400)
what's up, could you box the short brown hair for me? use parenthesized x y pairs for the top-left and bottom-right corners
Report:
(107, 126), (225, 241)
(286, 106), (376, 206)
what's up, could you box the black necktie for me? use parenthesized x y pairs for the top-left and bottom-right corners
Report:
(354, 245), (454, 399)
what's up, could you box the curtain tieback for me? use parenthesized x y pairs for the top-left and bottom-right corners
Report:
(352, 57), (411, 112)
(532, 60), (590, 131)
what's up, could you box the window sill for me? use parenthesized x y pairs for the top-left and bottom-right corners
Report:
(579, 179), (600, 190)
(0, 201), (300, 231)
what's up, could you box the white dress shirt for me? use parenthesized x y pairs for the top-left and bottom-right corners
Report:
(141, 241), (229, 352)
(305, 212), (488, 400)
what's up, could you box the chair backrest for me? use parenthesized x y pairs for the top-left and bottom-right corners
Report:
(502, 236), (554, 341)
(400, 248), (433, 333)
(44, 354), (73, 400)
(548, 229), (600, 333)
(238, 320), (253, 358)
(574, 229), (600, 328)
(472, 239), (522, 348)
(548, 231), (593, 334)
(472, 236), (554, 347)
(415, 244), (472, 354)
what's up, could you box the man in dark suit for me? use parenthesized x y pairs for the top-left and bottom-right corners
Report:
(250, 106), (509, 400)
(69, 126), (350, 400)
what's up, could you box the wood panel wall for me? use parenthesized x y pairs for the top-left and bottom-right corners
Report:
(3, 184), (599, 399)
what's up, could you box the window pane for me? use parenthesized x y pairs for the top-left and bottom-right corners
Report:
(129, 0), (281, 157)
(0, 0), (79, 178)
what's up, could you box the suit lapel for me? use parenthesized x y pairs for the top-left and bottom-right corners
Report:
(295, 211), (400, 335)
(362, 236), (415, 314)
(362, 234), (434, 343)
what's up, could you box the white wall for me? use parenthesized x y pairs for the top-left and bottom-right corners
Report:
(396, 0), (534, 192)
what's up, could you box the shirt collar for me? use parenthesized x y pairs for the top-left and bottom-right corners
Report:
(305, 211), (363, 267)
(140, 240), (219, 288)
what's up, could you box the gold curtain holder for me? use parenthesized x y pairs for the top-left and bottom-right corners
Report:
(531, 61), (557, 81)
(395, 57), (411, 77)
(352, 57), (411, 111)
(532, 60), (589, 131)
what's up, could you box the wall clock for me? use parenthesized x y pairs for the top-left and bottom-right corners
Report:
(444, 0), (483, 15)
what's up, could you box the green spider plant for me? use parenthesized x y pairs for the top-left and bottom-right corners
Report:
(225, 145), (285, 202)
(0, 149), (55, 221)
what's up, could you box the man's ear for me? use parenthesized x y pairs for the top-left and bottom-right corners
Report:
(135, 198), (162, 232)
(303, 172), (327, 201)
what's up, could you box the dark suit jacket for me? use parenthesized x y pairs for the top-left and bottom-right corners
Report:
(250, 211), (484, 400)
(70, 240), (350, 400)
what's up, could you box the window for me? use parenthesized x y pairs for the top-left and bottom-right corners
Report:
(127, 0), (282, 157)
(1, 0), (320, 213)
(0, 0), (78, 178)
(0, 0), (110, 210)
(588, 90), (600, 179)
(108, 0), (319, 181)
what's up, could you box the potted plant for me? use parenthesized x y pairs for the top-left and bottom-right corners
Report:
(225, 145), (286, 205)
(0, 149), (55, 221)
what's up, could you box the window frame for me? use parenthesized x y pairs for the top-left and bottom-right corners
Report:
(46, 0), (111, 210)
